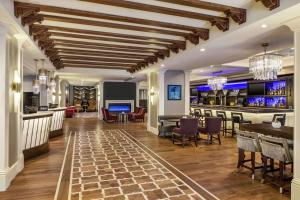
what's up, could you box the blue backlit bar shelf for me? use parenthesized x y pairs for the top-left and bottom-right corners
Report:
(191, 75), (293, 109)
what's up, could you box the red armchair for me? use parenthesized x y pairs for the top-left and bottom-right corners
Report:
(128, 107), (141, 120)
(66, 106), (76, 118)
(131, 108), (146, 122)
(103, 108), (118, 123)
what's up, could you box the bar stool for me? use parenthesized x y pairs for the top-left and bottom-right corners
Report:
(262, 113), (286, 126)
(231, 112), (252, 136)
(259, 134), (293, 193)
(236, 130), (262, 179)
(216, 111), (232, 136)
(193, 109), (202, 118)
(204, 109), (213, 117)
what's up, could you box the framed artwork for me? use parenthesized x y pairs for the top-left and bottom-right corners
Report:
(168, 85), (182, 100)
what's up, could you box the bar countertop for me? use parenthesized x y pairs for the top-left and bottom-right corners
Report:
(190, 104), (293, 113)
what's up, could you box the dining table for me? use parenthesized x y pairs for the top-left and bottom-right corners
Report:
(240, 123), (293, 140)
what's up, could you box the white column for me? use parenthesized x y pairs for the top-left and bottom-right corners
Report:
(184, 70), (191, 115)
(54, 76), (60, 105)
(286, 17), (300, 200)
(158, 69), (166, 115)
(98, 81), (104, 120)
(0, 23), (24, 191)
(14, 35), (26, 176)
(0, 23), (10, 191)
(136, 82), (140, 108)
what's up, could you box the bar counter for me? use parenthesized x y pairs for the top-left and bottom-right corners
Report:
(49, 107), (66, 138)
(190, 105), (294, 127)
(22, 107), (66, 160)
(22, 111), (53, 160)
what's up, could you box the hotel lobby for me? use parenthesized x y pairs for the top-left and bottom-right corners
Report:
(0, 0), (300, 199)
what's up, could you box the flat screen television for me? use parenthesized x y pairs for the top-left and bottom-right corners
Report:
(190, 88), (198, 96)
(248, 83), (265, 95)
(168, 85), (182, 100)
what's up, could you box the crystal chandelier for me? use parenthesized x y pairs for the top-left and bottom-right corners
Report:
(32, 59), (40, 94)
(207, 77), (227, 91)
(249, 43), (282, 80)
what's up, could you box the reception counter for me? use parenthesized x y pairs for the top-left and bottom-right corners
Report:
(49, 107), (66, 138)
(22, 112), (53, 160)
(22, 107), (66, 160)
(190, 105), (294, 127)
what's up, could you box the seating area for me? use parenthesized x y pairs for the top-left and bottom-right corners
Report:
(1, 0), (300, 199)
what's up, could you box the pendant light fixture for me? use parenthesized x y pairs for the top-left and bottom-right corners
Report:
(32, 59), (40, 94)
(207, 77), (227, 91)
(48, 71), (56, 91)
(39, 59), (48, 84)
(249, 43), (283, 80)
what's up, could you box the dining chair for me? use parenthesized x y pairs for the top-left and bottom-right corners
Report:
(198, 117), (222, 144)
(216, 111), (232, 136)
(259, 134), (293, 193)
(236, 130), (262, 179)
(231, 112), (252, 136)
(262, 113), (286, 126)
(172, 118), (199, 147)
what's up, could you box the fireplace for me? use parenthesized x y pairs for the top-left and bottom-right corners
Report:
(105, 100), (134, 113)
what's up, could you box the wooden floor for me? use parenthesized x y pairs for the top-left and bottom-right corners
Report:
(0, 116), (291, 200)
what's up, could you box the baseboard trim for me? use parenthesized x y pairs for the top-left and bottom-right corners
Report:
(292, 177), (300, 200)
(147, 125), (158, 135)
(0, 156), (24, 191)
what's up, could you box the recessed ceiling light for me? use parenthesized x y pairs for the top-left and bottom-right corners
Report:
(261, 24), (268, 28)
(200, 48), (206, 52)
(160, 64), (165, 67)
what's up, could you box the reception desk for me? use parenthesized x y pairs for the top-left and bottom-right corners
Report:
(190, 105), (294, 127)
(49, 107), (66, 138)
(22, 112), (53, 160)
(22, 107), (66, 160)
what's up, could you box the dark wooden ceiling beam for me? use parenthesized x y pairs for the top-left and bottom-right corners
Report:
(79, 0), (229, 31)
(33, 25), (185, 45)
(21, 13), (43, 26)
(53, 39), (163, 51)
(60, 55), (145, 64)
(54, 43), (155, 54)
(49, 31), (185, 48)
(55, 49), (154, 59)
(41, 14), (190, 37)
(157, 0), (246, 24)
(62, 60), (134, 67)
(63, 64), (131, 70)
(14, 2), (208, 33)
(15, 6), (40, 18)
(255, 0), (280, 10)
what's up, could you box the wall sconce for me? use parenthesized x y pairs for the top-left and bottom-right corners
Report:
(12, 70), (21, 92)
(150, 87), (155, 105)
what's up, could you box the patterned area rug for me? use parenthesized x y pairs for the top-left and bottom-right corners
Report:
(69, 130), (212, 200)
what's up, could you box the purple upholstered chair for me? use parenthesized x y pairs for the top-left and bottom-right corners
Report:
(172, 118), (199, 147)
(199, 117), (222, 145)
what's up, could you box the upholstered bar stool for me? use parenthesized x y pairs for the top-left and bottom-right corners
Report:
(231, 112), (252, 136)
(236, 130), (262, 179)
(204, 109), (213, 117)
(216, 111), (232, 136)
(262, 113), (286, 126)
(259, 134), (293, 193)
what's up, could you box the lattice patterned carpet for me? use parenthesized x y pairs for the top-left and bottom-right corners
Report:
(69, 129), (208, 200)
